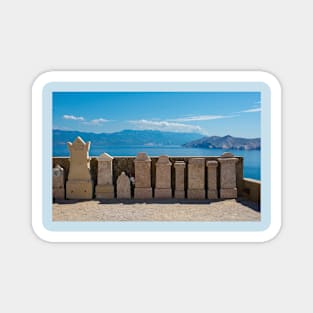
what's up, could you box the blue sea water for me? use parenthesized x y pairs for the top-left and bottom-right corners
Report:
(53, 145), (260, 180)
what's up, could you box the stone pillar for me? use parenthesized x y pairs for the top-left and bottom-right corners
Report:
(53, 164), (65, 200)
(155, 155), (172, 199)
(117, 172), (131, 199)
(187, 158), (205, 199)
(95, 153), (114, 199)
(66, 137), (93, 199)
(134, 152), (152, 199)
(174, 161), (185, 199)
(218, 152), (238, 199)
(206, 160), (218, 199)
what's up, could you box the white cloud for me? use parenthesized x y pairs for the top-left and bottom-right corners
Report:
(129, 119), (205, 133)
(63, 114), (84, 121)
(168, 115), (231, 122)
(81, 118), (110, 125)
(89, 118), (109, 124)
(241, 107), (261, 113)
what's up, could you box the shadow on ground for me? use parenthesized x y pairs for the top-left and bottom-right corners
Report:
(54, 197), (260, 212)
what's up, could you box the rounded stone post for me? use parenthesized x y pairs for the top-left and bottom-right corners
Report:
(174, 161), (185, 199)
(53, 164), (65, 200)
(206, 160), (218, 199)
(218, 152), (238, 199)
(134, 152), (152, 199)
(66, 136), (93, 199)
(155, 155), (172, 199)
(95, 153), (114, 199)
(116, 172), (131, 199)
(187, 158), (205, 199)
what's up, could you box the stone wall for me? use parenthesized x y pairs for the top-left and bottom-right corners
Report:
(242, 178), (261, 203)
(53, 155), (246, 199)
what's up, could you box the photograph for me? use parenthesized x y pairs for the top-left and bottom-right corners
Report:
(52, 90), (261, 222)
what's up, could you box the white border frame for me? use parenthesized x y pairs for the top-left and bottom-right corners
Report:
(32, 71), (281, 242)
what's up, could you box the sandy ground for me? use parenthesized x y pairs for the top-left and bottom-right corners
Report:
(53, 198), (260, 222)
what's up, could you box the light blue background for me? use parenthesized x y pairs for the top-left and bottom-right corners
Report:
(43, 81), (270, 232)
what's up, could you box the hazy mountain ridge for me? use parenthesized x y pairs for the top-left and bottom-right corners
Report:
(53, 129), (203, 146)
(53, 130), (260, 150)
(183, 135), (260, 150)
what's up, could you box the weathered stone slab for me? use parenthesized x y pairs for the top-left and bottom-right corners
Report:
(154, 188), (172, 198)
(95, 184), (115, 199)
(97, 153), (113, 185)
(66, 137), (93, 199)
(187, 189), (205, 199)
(206, 160), (218, 200)
(218, 153), (238, 199)
(174, 161), (185, 199)
(187, 158), (205, 199)
(96, 153), (114, 199)
(66, 181), (93, 199)
(134, 152), (152, 199)
(155, 155), (172, 199)
(117, 172), (131, 199)
(219, 188), (238, 199)
(53, 164), (65, 200)
(134, 187), (153, 199)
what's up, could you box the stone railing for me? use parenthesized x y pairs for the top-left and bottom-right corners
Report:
(241, 178), (261, 203)
(52, 136), (262, 203)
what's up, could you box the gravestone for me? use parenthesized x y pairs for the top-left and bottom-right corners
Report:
(134, 152), (152, 199)
(66, 136), (93, 199)
(187, 158), (205, 199)
(155, 155), (172, 199)
(218, 152), (238, 198)
(206, 160), (218, 199)
(174, 161), (185, 199)
(95, 153), (114, 199)
(116, 171), (131, 199)
(53, 164), (65, 200)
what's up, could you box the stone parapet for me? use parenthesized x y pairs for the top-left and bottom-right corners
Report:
(95, 153), (114, 199)
(116, 172), (131, 199)
(53, 164), (65, 200)
(66, 137), (93, 199)
(174, 161), (186, 199)
(206, 160), (218, 200)
(53, 153), (249, 201)
(134, 152), (152, 199)
(187, 158), (205, 199)
(155, 155), (172, 199)
(218, 152), (238, 199)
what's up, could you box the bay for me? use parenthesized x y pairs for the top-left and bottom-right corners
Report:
(53, 145), (260, 180)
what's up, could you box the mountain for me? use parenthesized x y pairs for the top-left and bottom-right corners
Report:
(182, 135), (260, 150)
(53, 129), (203, 147)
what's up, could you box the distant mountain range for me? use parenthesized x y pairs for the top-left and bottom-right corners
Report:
(53, 129), (202, 146)
(53, 130), (260, 150)
(183, 135), (260, 150)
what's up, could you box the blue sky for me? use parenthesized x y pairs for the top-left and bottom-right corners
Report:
(53, 92), (261, 138)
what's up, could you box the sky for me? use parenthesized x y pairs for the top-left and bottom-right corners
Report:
(53, 92), (261, 138)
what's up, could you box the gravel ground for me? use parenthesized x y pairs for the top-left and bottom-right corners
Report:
(53, 198), (260, 222)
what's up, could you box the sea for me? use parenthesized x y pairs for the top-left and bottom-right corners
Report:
(53, 145), (261, 180)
